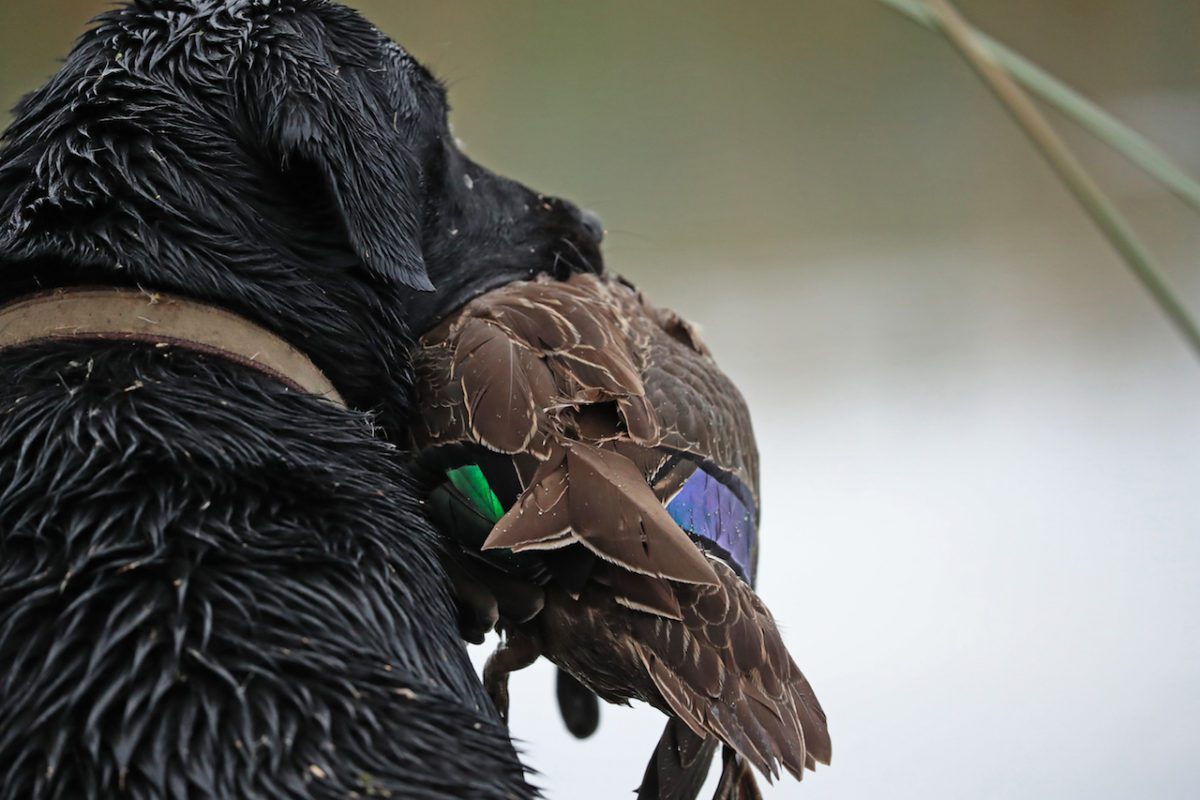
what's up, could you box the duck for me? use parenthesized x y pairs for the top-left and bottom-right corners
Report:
(410, 271), (831, 798)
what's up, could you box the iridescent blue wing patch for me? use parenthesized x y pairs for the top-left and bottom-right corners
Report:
(666, 467), (758, 583)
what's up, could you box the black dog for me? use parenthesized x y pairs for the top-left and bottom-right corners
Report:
(0, 1), (603, 797)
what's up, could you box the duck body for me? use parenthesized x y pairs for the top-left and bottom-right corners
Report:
(412, 272), (830, 797)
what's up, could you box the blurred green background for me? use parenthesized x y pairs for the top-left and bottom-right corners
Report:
(3, 2), (1199, 798)
(4, 2), (1198, 260)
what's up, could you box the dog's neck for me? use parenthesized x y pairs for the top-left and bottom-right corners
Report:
(0, 288), (345, 406)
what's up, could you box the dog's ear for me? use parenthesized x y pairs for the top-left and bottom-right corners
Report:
(247, 13), (434, 291)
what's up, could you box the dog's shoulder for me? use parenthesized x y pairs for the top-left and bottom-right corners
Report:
(0, 339), (537, 799)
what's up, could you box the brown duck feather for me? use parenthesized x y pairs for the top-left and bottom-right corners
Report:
(532, 557), (830, 784)
(415, 273), (757, 498)
(483, 443), (718, 587)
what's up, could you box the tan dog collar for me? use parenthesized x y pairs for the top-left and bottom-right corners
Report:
(0, 288), (345, 406)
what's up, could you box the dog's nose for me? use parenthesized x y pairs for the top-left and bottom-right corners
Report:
(578, 208), (605, 243)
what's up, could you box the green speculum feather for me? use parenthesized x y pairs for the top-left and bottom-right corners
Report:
(446, 464), (505, 523)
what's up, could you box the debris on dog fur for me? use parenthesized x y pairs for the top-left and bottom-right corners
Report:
(358, 771), (394, 798)
(308, 764), (327, 780)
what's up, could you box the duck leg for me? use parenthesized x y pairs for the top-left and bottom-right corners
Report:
(637, 719), (717, 800)
(713, 747), (762, 800)
(483, 629), (541, 723)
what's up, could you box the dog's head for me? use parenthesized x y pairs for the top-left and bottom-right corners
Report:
(0, 0), (603, 425)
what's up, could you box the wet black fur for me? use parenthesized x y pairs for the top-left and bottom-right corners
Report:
(0, 344), (527, 799)
(0, 0), (604, 797)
